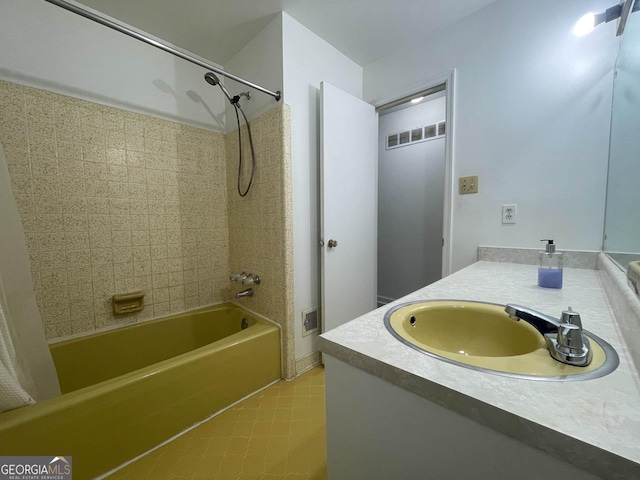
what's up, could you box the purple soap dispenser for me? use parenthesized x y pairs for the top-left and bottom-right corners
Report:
(538, 239), (563, 289)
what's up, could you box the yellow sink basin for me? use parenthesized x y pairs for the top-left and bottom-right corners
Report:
(384, 300), (618, 380)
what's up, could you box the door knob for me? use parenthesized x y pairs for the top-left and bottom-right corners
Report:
(327, 239), (338, 248)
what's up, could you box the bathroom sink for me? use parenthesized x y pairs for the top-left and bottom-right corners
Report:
(389, 301), (543, 357)
(384, 300), (619, 381)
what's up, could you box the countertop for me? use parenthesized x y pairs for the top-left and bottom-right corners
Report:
(318, 260), (640, 480)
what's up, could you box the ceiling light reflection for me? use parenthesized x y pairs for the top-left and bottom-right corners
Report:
(574, 12), (597, 36)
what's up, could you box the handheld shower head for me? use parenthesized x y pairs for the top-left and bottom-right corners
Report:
(204, 71), (220, 86)
(204, 71), (256, 197)
(204, 71), (234, 103)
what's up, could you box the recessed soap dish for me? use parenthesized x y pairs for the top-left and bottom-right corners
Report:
(112, 291), (145, 315)
(627, 261), (640, 300)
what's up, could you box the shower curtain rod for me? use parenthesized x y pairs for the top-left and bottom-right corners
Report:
(44, 0), (282, 101)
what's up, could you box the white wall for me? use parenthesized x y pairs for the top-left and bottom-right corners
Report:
(281, 13), (363, 362)
(364, 0), (620, 273)
(224, 15), (284, 126)
(0, 0), (226, 131)
(378, 95), (446, 304)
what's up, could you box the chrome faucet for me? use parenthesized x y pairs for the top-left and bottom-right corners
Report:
(504, 304), (592, 367)
(235, 288), (253, 298)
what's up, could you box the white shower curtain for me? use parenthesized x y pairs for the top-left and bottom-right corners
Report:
(0, 142), (60, 412)
(0, 280), (35, 411)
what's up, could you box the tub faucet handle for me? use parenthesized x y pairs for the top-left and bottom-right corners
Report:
(230, 272), (248, 282)
(242, 274), (261, 285)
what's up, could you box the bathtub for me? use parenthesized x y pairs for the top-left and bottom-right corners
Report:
(0, 302), (281, 480)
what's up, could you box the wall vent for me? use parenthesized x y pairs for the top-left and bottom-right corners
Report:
(302, 307), (319, 336)
(424, 124), (437, 138)
(385, 119), (446, 150)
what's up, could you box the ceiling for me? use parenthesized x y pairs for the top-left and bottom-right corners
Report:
(74, 0), (498, 67)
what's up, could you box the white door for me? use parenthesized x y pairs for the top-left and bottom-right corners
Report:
(320, 82), (378, 333)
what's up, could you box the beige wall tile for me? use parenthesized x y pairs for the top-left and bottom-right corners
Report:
(225, 104), (294, 379)
(1, 80), (296, 378)
(0, 80), (230, 337)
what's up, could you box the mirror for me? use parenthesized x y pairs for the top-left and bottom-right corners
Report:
(603, 10), (640, 271)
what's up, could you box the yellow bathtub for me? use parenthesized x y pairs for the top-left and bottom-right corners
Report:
(0, 302), (282, 479)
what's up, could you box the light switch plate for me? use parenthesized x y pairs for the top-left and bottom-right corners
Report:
(459, 176), (478, 194)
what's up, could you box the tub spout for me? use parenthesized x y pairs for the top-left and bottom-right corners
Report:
(235, 288), (253, 298)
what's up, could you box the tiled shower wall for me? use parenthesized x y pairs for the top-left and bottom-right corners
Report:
(226, 105), (294, 378)
(0, 80), (231, 338)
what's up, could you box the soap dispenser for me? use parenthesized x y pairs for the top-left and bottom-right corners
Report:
(538, 239), (563, 289)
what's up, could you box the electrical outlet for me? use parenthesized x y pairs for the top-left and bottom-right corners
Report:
(459, 176), (478, 194)
(502, 204), (517, 224)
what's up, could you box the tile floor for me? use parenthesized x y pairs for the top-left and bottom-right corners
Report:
(105, 366), (327, 480)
